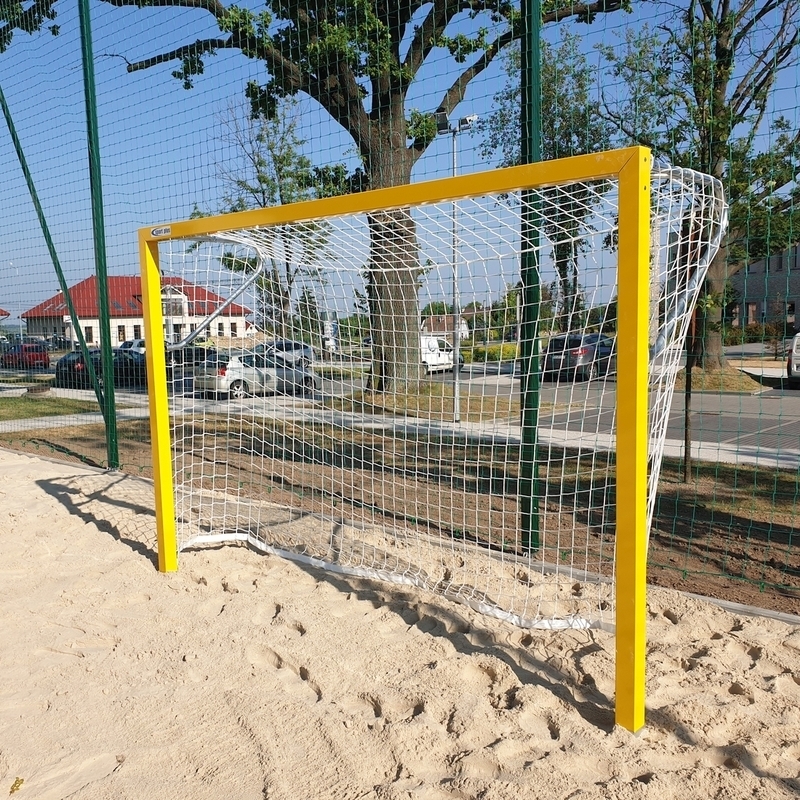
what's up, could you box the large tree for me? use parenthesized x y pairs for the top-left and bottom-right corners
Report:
(95, 0), (626, 390)
(600, 0), (800, 369)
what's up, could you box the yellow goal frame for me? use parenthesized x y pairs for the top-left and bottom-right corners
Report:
(138, 146), (651, 732)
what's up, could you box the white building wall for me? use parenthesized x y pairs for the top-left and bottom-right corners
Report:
(36, 314), (249, 347)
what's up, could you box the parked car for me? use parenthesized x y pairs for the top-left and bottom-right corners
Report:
(112, 350), (148, 387)
(194, 350), (320, 399)
(786, 332), (800, 389)
(44, 335), (73, 351)
(54, 350), (102, 388)
(255, 339), (316, 367)
(543, 333), (616, 381)
(119, 338), (146, 355)
(54, 349), (148, 389)
(1, 342), (51, 369)
(165, 345), (215, 369)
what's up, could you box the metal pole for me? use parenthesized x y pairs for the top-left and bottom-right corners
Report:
(519, 0), (542, 550)
(78, 0), (119, 469)
(452, 127), (461, 424)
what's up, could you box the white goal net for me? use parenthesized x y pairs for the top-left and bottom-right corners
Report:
(152, 161), (726, 631)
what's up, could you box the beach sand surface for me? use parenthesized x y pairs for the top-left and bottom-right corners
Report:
(1, 448), (799, 799)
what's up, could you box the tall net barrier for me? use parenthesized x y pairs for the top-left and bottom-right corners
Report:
(1, 0), (799, 620)
(144, 155), (726, 632)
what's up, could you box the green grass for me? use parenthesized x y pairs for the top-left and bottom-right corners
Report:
(312, 364), (370, 379)
(672, 366), (764, 393)
(0, 395), (102, 421)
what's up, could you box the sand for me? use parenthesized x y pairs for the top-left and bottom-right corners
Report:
(1, 447), (799, 799)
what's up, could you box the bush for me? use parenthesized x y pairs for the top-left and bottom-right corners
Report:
(722, 326), (747, 346)
(467, 343), (518, 363)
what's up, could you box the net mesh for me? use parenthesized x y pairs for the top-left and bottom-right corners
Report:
(155, 163), (727, 630)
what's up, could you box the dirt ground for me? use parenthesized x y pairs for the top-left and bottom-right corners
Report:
(2, 414), (797, 619)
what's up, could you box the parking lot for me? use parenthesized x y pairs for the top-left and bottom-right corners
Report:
(2, 347), (799, 470)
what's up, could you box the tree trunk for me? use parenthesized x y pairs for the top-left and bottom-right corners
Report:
(696, 248), (728, 371)
(363, 127), (423, 392)
(365, 208), (424, 391)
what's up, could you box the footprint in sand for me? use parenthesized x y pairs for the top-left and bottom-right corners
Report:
(245, 644), (322, 702)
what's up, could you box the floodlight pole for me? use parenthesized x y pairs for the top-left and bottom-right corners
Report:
(451, 124), (461, 424)
(436, 113), (476, 425)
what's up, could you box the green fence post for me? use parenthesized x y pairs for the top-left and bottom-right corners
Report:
(78, 0), (119, 469)
(519, 0), (542, 550)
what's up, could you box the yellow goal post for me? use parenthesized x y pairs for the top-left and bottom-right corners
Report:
(138, 147), (727, 733)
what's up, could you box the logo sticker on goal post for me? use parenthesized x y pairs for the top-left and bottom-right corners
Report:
(150, 226), (171, 237)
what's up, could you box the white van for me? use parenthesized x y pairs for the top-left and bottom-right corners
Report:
(421, 336), (463, 374)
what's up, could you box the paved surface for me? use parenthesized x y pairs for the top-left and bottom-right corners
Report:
(2, 356), (799, 470)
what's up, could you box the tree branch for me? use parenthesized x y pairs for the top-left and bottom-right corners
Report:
(101, 0), (226, 17)
(430, 27), (515, 135)
(124, 37), (231, 73)
(733, 0), (784, 50)
(403, 0), (462, 78)
(730, 21), (800, 118)
(599, 102), (661, 152)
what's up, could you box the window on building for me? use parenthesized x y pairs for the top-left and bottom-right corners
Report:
(85, 326), (94, 343)
(163, 298), (183, 317)
(788, 302), (796, 327)
(746, 302), (758, 325)
(173, 323), (183, 341)
(190, 323), (197, 333)
(133, 325), (141, 339)
(218, 322), (225, 337)
(230, 322), (238, 337)
(117, 325), (126, 342)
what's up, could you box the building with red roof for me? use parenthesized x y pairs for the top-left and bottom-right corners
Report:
(22, 276), (251, 346)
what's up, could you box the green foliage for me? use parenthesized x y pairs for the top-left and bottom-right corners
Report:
(722, 322), (795, 346)
(337, 313), (370, 341)
(202, 97), (347, 334)
(296, 287), (321, 344)
(0, 0), (59, 53)
(468, 343), (519, 363)
(406, 110), (438, 150)
(479, 34), (613, 167)
(421, 301), (450, 317)
(599, 2), (800, 265)
(478, 34), (612, 331)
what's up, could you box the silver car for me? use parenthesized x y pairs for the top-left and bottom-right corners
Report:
(543, 333), (616, 381)
(194, 350), (320, 399)
(255, 339), (316, 367)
